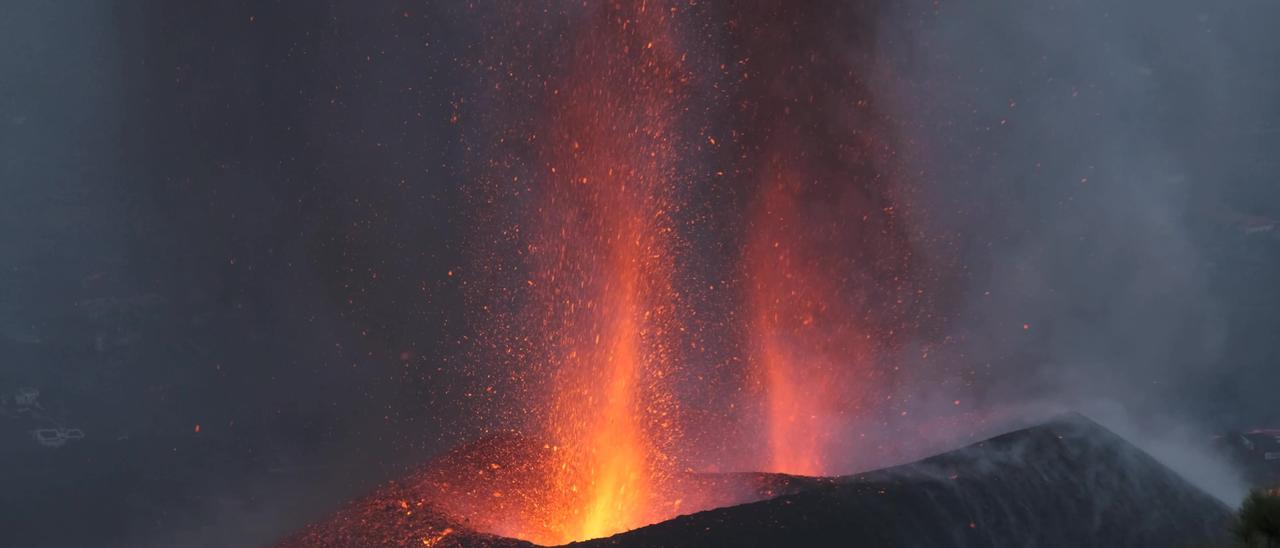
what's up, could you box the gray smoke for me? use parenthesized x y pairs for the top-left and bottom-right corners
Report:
(873, 0), (1280, 503)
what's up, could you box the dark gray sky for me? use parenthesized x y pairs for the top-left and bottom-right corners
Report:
(2, 2), (480, 545)
(875, 0), (1280, 429)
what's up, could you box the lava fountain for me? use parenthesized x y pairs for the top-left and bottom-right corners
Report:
(728, 1), (916, 477)
(746, 166), (877, 477)
(502, 1), (693, 543)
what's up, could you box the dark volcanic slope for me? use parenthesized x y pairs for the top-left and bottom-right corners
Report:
(280, 414), (1231, 547)
(580, 414), (1232, 548)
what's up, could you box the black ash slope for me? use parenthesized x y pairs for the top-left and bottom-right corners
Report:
(580, 414), (1232, 548)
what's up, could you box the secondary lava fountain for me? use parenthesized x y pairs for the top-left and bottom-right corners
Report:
(747, 168), (877, 477)
(729, 1), (917, 477)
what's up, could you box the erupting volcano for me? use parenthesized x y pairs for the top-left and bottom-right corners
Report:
(272, 3), (1248, 547)
(8, 0), (1267, 545)
(299, 0), (939, 544)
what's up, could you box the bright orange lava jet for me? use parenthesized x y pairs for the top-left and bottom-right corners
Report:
(517, 1), (692, 543)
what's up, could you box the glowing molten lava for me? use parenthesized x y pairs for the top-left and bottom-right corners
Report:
(721, 1), (913, 477)
(512, 2), (691, 543)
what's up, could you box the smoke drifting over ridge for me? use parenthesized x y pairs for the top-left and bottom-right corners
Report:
(865, 0), (1280, 500)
